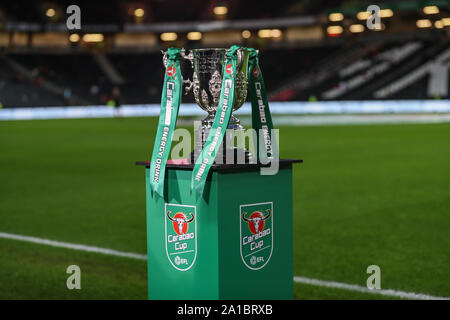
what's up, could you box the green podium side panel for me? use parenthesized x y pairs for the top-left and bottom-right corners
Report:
(145, 165), (294, 300)
(146, 168), (220, 300)
(217, 168), (293, 299)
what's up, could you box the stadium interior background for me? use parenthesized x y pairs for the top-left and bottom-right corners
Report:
(1, 0), (450, 300)
(0, 0), (449, 108)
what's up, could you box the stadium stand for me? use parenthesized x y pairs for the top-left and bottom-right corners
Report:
(0, 47), (341, 107)
(321, 41), (423, 99)
(374, 45), (450, 99)
(1, 36), (448, 108)
(270, 37), (449, 102)
(0, 54), (67, 107)
(0, 1), (449, 107)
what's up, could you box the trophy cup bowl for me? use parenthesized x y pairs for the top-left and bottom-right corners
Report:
(162, 48), (251, 163)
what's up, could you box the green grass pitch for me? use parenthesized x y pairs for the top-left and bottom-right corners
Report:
(0, 117), (449, 299)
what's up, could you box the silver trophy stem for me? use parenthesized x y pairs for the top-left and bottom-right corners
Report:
(228, 114), (243, 130)
(194, 112), (248, 164)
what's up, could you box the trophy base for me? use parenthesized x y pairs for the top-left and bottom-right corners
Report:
(193, 114), (253, 164)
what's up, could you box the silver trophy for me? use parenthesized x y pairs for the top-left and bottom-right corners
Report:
(162, 48), (251, 163)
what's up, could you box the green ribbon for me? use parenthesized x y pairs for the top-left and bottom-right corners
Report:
(149, 47), (183, 197)
(190, 45), (241, 196)
(247, 48), (276, 163)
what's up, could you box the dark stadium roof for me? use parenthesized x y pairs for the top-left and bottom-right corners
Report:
(2, 0), (448, 25)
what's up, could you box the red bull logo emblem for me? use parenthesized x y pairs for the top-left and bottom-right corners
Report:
(165, 203), (197, 271)
(240, 202), (273, 270)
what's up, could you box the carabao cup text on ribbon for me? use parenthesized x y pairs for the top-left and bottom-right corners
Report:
(149, 47), (183, 197)
(247, 48), (277, 164)
(190, 45), (242, 196)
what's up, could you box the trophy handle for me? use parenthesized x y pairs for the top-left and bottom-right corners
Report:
(162, 49), (194, 68)
(161, 50), (168, 68)
(225, 47), (245, 69)
(181, 49), (194, 95)
(181, 49), (194, 68)
(183, 79), (194, 95)
(236, 49), (244, 68)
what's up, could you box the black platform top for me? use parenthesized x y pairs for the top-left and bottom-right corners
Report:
(136, 159), (302, 171)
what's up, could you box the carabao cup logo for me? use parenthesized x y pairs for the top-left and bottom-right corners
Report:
(226, 63), (233, 75)
(167, 212), (194, 235)
(252, 67), (260, 78)
(165, 204), (197, 271)
(167, 65), (176, 77)
(240, 202), (273, 270)
(242, 210), (270, 234)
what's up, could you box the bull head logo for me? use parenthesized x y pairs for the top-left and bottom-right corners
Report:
(242, 209), (271, 234)
(167, 210), (194, 235)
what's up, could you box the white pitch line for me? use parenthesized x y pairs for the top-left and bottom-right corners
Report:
(240, 114), (450, 126)
(294, 276), (450, 300)
(1, 231), (449, 300)
(0, 232), (147, 260)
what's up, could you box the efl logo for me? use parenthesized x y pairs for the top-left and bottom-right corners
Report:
(226, 63), (233, 75)
(252, 67), (260, 78)
(165, 203), (197, 271)
(240, 202), (273, 270)
(167, 66), (176, 77)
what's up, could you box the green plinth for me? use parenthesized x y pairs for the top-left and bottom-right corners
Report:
(138, 160), (300, 300)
